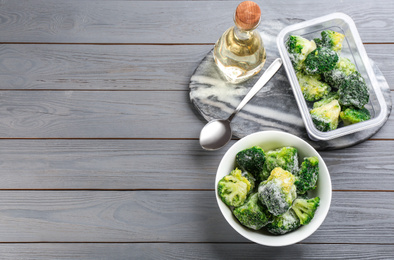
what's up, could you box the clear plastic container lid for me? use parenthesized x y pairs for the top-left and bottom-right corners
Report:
(277, 12), (387, 141)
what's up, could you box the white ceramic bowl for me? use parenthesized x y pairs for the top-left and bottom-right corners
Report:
(215, 130), (332, 246)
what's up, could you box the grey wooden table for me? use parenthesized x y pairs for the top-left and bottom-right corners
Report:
(0, 0), (393, 259)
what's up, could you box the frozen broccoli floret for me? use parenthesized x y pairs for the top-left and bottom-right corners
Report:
(266, 209), (300, 235)
(295, 156), (319, 194)
(296, 72), (331, 101)
(235, 146), (265, 179)
(338, 72), (369, 109)
(313, 92), (340, 108)
(286, 35), (317, 71)
(258, 167), (297, 216)
(291, 197), (320, 225)
(323, 57), (357, 89)
(340, 107), (371, 126)
(310, 99), (341, 131)
(261, 147), (299, 181)
(217, 168), (252, 207)
(304, 46), (339, 74)
(320, 30), (345, 52)
(233, 193), (272, 230)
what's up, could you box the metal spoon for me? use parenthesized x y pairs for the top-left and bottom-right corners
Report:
(199, 58), (283, 150)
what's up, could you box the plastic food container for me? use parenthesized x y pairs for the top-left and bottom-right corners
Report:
(277, 13), (387, 141)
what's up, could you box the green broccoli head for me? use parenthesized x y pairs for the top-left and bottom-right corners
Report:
(286, 35), (317, 71)
(320, 30), (345, 52)
(338, 72), (369, 109)
(258, 167), (297, 216)
(235, 146), (265, 179)
(323, 57), (357, 89)
(340, 107), (371, 126)
(233, 192), (272, 230)
(291, 197), (320, 225)
(313, 92), (340, 109)
(296, 72), (331, 101)
(304, 46), (339, 74)
(217, 168), (252, 207)
(266, 209), (300, 235)
(261, 146), (299, 181)
(295, 156), (319, 194)
(310, 99), (341, 131)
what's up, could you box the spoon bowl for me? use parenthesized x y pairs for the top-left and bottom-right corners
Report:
(199, 58), (283, 150)
(199, 119), (232, 150)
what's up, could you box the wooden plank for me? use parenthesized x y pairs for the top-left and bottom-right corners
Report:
(0, 139), (393, 190)
(0, 191), (393, 243)
(0, 1), (393, 43)
(0, 91), (392, 139)
(0, 44), (392, 91)
(0, 243), (393, 259)
(0, 91), (205, 138)
(0, 44), (212, 90)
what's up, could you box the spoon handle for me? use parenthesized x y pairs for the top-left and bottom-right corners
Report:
(228, 58), (283, 122)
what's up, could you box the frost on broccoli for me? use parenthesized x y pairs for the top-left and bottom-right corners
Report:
(323, 57), (357, 89)
(338, 71), (369, 109)
(233, 192), (272, 230)
(241, 170), (256, 194)
(217, 168), (252, 207)
(286, 35), (317, 71)
(340, 107), (371, 126)
(295, 156), (319, 194)
(310, 99), (341, 132)
(258, 167), (297, 216)
(320, 30), (345, 52)
(266, 209), (300, 235)
(291, 197), (320, 225)
(313, 92), (340, 109)
(261, 146), (299, 181)
(304, 47), (339, 74)
(296, 72), (331, 101)
(235, 146), (265, 179)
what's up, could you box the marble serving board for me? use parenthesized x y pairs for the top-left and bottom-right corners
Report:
(189, 19), (392, 150)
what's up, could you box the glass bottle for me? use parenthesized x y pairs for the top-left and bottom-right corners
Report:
(213, 1), (266, 84)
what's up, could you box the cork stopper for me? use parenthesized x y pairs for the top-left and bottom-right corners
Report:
(234, 1), (261, 30)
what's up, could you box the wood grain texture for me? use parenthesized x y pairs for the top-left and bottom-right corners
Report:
(0, 139), (393, 190)
(0, 44), (212, 90)
(0, 44), (392, 91)
(0, 191), (393, 243)
(0, 1), (393, 43)
(0, 243), (393, 260)
(0, 91), (392, 139)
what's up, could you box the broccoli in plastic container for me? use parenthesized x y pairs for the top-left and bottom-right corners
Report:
(217, 168), (252, 207)
(291, 197), (320, 225)
(262, 146), (299, 180)
(266, 209), (300, 235)
(296, 72), (331, 101)
(323, 57), (357, 89)
(310, 99), (341, 131)
(258, 167), (297, 216)
(317, 30), (345, 53)
(295, 156), (319, 194)
(340, 107), (371, 126)
(233, 192), (272, 230)
(338, 71), (369, 109)
(286, 35), (317, 71)
(304, 46), (339, 74)
(312, 92), (340, 109)
(235, 146), (265, 179)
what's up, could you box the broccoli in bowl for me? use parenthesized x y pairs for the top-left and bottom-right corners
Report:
(217, 142), (324, 237)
